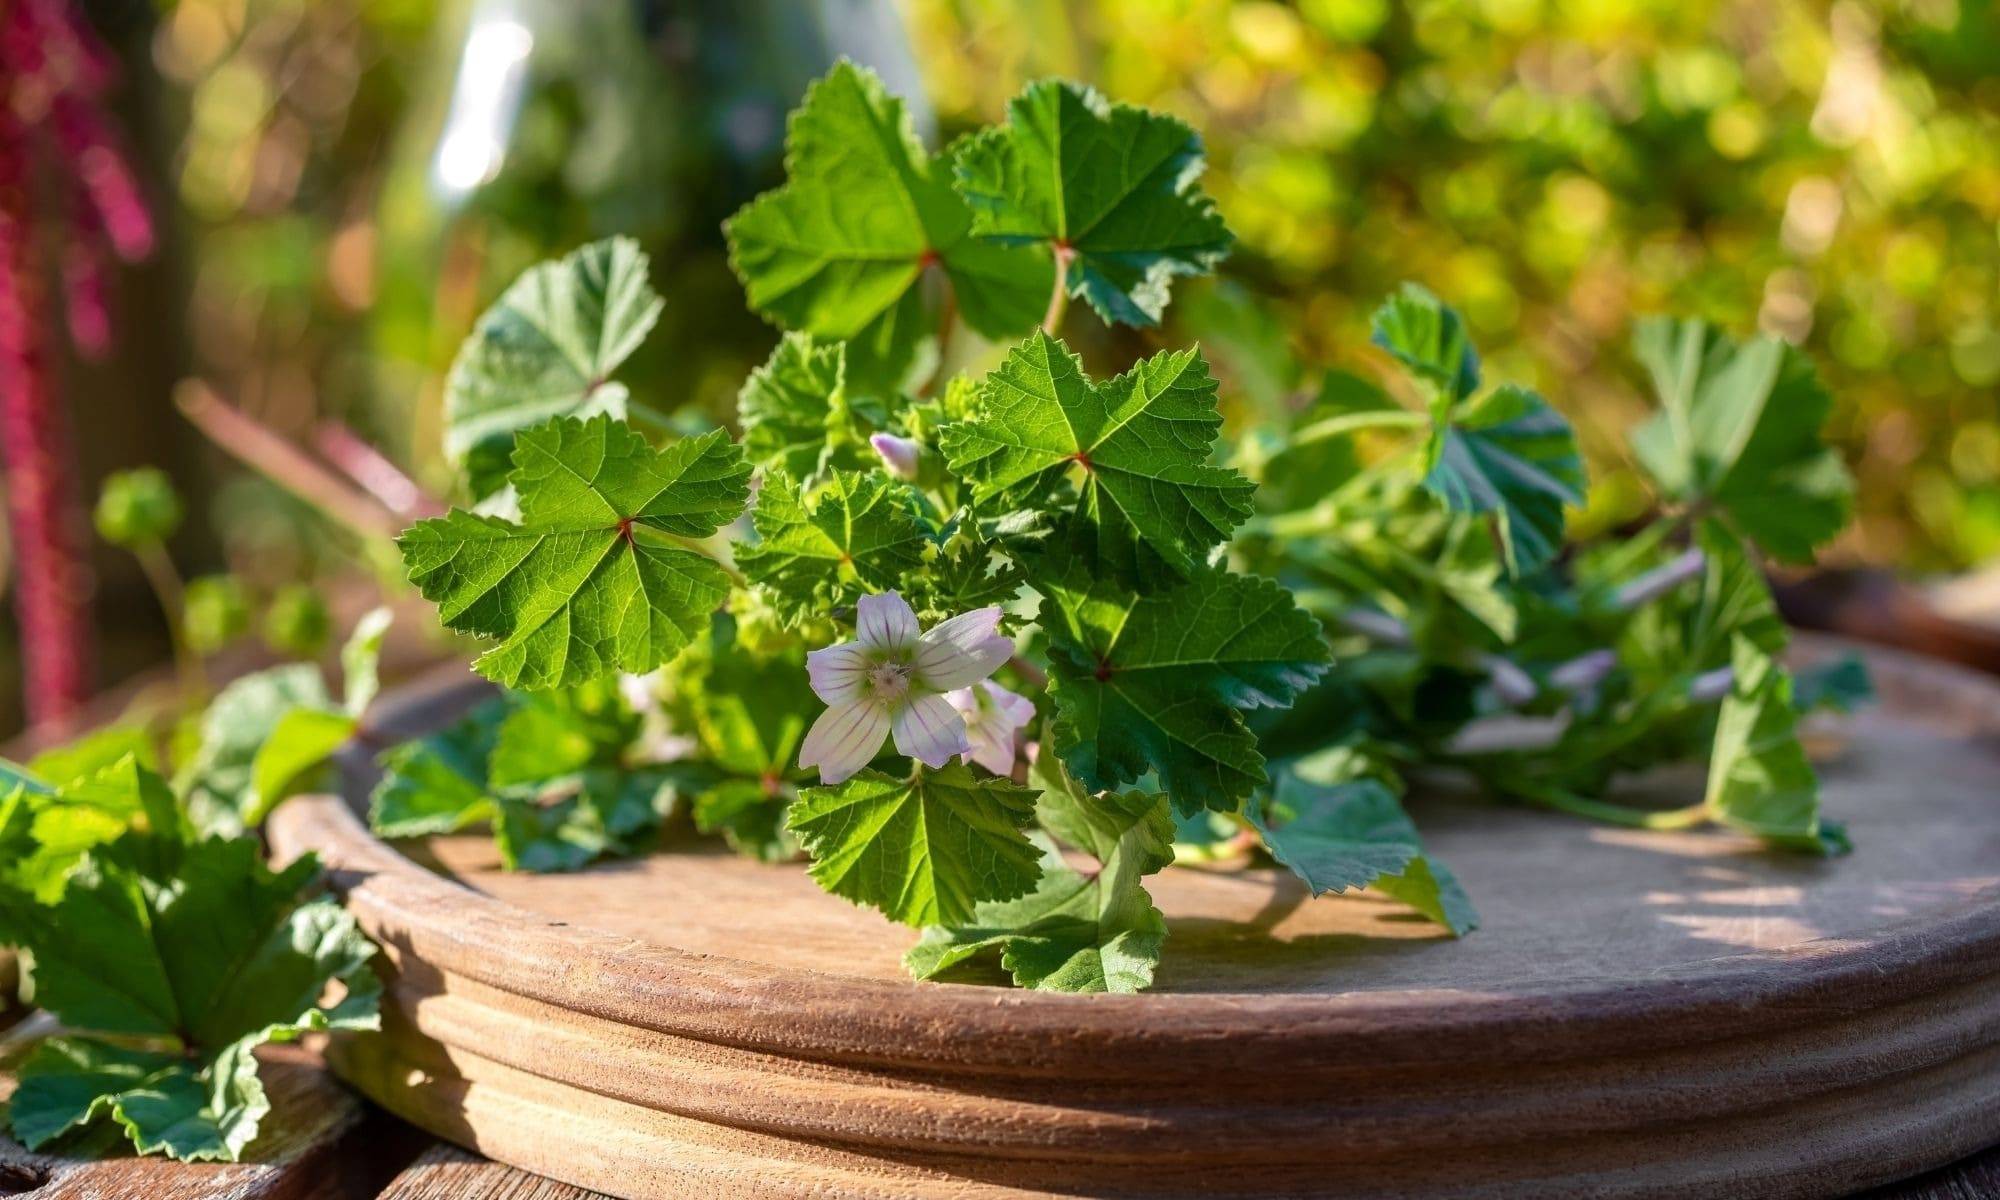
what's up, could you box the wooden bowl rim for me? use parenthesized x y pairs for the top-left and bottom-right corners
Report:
(274, 635), (2000, 1070)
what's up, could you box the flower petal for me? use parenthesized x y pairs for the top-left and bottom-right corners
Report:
(798, 699), (891, 785)
(805, 640), (872, 704)
(891, 693), (970, 769)
(982, 679), (1037, 728)
(913, 607), (1012, 691)
(856, 592), (919, 653)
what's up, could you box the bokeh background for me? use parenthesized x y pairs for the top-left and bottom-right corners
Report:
(7, 0), (1998, 730)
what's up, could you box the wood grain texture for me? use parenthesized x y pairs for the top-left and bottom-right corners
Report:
(378, 1146), (604, 1200)
(0, 1046), (373, 1199)
(266, 639), (2000, 1200)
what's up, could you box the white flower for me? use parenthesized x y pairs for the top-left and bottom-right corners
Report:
(946, 680), (1035, 776)
(798, 592), (1013, 785)
(869, 432), (922, 481)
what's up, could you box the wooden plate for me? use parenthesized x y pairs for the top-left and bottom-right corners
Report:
(267, 638), (2000, 1200)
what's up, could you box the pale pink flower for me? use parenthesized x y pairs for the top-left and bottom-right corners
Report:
(946, 681), (1035, 776)
(869, 432), (922, 481)
(798, 592), (1013, 785)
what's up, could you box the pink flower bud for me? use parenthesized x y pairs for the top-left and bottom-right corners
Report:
(869, 432), (922, 481)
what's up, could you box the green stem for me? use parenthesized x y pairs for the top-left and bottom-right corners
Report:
(134, 542), (205, 698)
(1042, 244), (1074, 334)
(1289, 407), (1428, 448)
(1521, 786), (1710, 832)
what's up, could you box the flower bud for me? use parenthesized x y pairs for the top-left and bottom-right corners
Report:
(869, 432), (922, 482)
(94, 468), (182, 548)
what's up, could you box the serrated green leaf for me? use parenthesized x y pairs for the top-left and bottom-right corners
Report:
(1252, 774), (1478, 935)
(369, 702), (507, 839)
(737, 469), (928, 625)
(1704, 636), (1841, 854)
(903, 535), (1023, 624)
(725, 62), (1048, 389)
(6, 848), (377, 1163)
(494, 769), (671, 873)
(1038, 549), (1331, 813)
(953, 80), (1230, 326)
(1423, 385), (1584, 577)
(1631, 316), (1854, 563)
(0, 758), (183, 904)
(487, 680), (634, 787)
(1371, 283), (1481, 407)
(400, 415), (750, 689)
(27, 725), (158, 787)
(788, 763), (1041, 927)
(940, 333), (1253, 575)
(905, 752), (1171, 993)
(444, 237), (664, 497)
(736, 333), (886, 485)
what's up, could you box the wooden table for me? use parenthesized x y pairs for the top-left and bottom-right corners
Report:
(5, 1071), (1994, 1200)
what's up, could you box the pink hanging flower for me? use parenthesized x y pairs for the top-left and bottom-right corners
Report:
(799, 592), (1013, 785)
(947, 681), (1036, 776)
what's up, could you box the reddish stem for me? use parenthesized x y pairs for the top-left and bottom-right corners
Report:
(313, 420), (445, 518)
(178, 383), (404, 542)
(0, 127), (91, 727)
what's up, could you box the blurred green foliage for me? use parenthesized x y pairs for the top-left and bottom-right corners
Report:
(154, 0), (1998, 570)
(903, 0), (2000, 569)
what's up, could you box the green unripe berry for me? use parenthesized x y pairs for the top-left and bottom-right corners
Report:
(183, 575), (251, 654)
(94, 468), (184, 548)
(263, 583), (332, 657)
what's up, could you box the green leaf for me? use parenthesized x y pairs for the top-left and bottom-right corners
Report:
(788, 763), (1042, 927)
(176, 663), (335, 836)
(940, 333), (1253, 575)
(400, 415), (750, 689)
(1252, 774), (1478, 935)
(243, 708), (357, 828)
(736, 333), (885, 485)
(1704, 636), (1842, 854)
(341, 607), (394, 716)
(443, 237), (663, 497)
(953, 80), (1231, 326)
(1631, 317), (1854, 563)
(28, 724), (158, 788)
(692, 778), (798, 863)
(1793, 653), (1873, 715)
(1370, 283), (1481, 407)
(737, 469), (928, 626)
(0, 758), (183, 903)
(1423, 385), (1585, 577)
(369, 703), (507, 839)
(725, 62), (1048, 389)
(487, 680), (634, 786)
(1038, 548), (1332, 813)
(906, 751), (1172, 993)
(7, 855), (378, 1163)
(494, 769), (671, 873)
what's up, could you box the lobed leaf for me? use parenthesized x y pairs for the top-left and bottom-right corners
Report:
(400, 415), (750, 689)
(940, 333), (1253, 576)
(444, 237), (664, 497)
(788, 763), (1042, 927)
(953, 80), (1230, 326)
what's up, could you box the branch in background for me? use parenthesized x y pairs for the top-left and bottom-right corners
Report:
(176, 382), (404, 542)
(313, 421), (445, 519)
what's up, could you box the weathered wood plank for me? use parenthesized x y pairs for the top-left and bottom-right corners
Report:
(0, 1044), (411, 1200)
(377, 1146), (606, 1200)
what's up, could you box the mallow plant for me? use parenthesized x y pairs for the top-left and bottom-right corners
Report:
(367, 62), (1864, 995)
